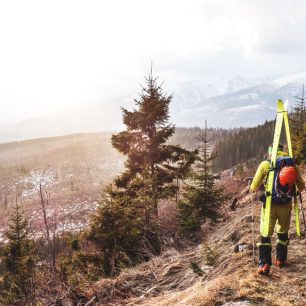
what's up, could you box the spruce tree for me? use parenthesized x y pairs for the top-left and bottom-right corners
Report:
(294, 122), (306, 164)
(291, 85), (306, 163)
(1, 201), (36, 305)
(88, 185), (145, 276)
(89, 73), (195, 275)
(111, 73), (195, 207)
(111, 72), (195, 231)
(178, 126), (229, 234)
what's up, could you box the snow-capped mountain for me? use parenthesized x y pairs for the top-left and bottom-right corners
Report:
(0, 72), (306, 142)
(172, 75), (270, 110)
(171, 73), (306, 128)
(271, 71), (306, 87)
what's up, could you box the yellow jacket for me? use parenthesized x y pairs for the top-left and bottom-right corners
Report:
(250, 151), (305, 193)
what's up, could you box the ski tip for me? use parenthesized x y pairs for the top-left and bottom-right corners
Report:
(277, 99), (284, 112)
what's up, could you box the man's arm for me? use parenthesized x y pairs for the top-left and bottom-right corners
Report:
(250, 161), (270, 193)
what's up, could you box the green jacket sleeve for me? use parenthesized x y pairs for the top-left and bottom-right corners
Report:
(250, 161), (270, 192)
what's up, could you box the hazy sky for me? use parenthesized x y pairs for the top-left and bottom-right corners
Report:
(1, 0), (306, 124)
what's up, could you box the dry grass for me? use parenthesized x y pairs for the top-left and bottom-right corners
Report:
(90, 187), (306, 306)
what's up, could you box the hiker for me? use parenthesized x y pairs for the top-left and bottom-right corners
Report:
(250, 144), (305, 275)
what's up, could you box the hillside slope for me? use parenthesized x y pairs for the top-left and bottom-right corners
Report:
(90, 183), (306, 306)
(0, 128), (227, 243)
(0, 133), (123, 243)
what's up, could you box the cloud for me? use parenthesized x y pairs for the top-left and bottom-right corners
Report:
(0, 0), (306, 124)
(255, 23), (306, 56)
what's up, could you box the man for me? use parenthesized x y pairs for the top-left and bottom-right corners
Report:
(250, 144), (305, 275)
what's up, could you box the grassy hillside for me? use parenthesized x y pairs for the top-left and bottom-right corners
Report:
(86, 178), (306, 306)
(0, 132), (124, 242)
(0, 128), (229, 243)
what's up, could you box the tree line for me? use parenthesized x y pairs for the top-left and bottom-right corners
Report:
(213, 120), (275, 171)
(213, 94), (306, 172)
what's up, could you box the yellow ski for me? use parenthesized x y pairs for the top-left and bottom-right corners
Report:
(263, 99), (300, 237)
(283, 101), (300, 236)
(263, 100), (284, 237)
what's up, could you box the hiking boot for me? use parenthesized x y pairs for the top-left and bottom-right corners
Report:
(258, 264), (270, 276)
(275, 260), (286, 267)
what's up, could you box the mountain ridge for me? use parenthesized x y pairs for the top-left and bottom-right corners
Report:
(1, 72), (306, 142)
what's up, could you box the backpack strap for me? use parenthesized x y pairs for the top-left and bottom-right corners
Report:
(264, 161), (274, 194)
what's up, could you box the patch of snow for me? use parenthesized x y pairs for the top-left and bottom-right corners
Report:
(19, 170), (55, 197)
(0, 231), (8, 244)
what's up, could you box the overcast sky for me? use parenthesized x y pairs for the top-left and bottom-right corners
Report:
(0, 0), (306, 124)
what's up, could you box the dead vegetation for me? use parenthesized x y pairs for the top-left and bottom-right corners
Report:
(84, 189), (306, 306)
(0, 133), (124, 242)
(84, 247), (203, 305)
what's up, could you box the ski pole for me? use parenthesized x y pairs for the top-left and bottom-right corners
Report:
(246, 177), (256, 265)
(251, 200), (256, 265)
(298, 193), (306, 231)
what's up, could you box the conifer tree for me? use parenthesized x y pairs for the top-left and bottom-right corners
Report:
(294, 122), (306, 164)
(1, 201), (36, 305)
(89, 72), (195, 275)
(111, 73), (195, 208)
(178, 125), (229, 234)
(291, 85), (306, 163)
(110, 72), (195, 231)
(88, 185), (146, 276)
